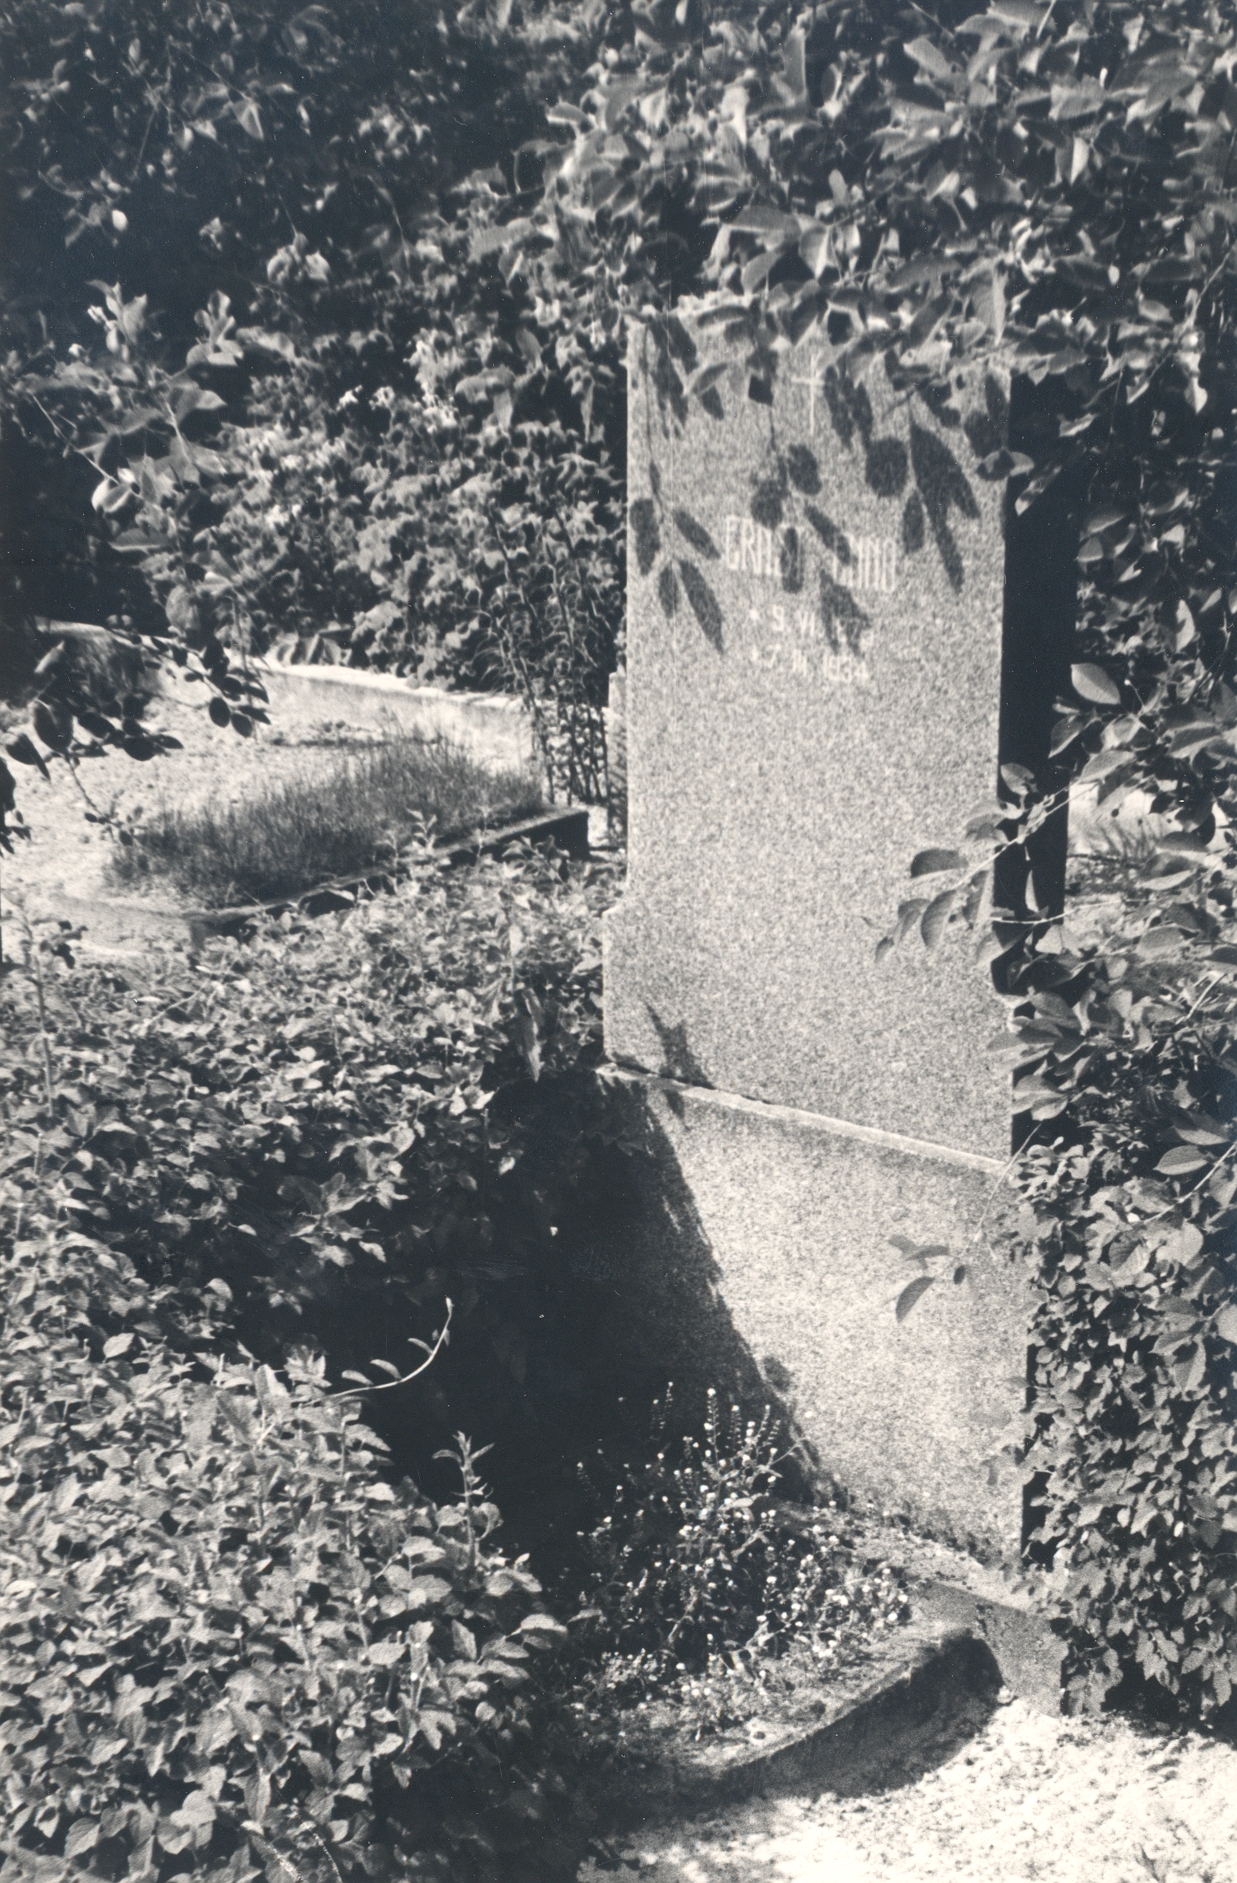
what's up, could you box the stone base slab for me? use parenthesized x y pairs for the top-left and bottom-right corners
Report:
(603, 1070), (1028, 1559)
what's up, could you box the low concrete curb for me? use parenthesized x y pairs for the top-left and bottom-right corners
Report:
(251, 661), (538, 776)
(597, 1626), (1001, 1830)
(39, 806), (591, 956)
(909, 1574), (1064, 1715)
(765, 1505), (1067, 1716)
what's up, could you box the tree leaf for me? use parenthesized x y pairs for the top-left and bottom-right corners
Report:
(726, 204), (801, 237)
(516, 1613), (568, 1640)
(233, 98), (264, 139)
(1072, 663), (1122, 706)
(1214, 1305), (1237, 1346)
(1156, 1146), (1208, 1175)
(1171, 1344), (1206, 1394)
(911, 848), (967, 877)
(407, 1576), (453, 1609)
(920, 890), (955, 948)
(684, 362), (729, 399)
(64, 1820), (99, 1859)
(6, 734), (50, 779)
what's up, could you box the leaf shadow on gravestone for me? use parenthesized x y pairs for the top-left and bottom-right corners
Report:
(819, 566), (869, 656)
(962, 374), (1010, 463)
(823, 370), (854, 447)
(803, 503), (852, 567)
(652, 349), (688, 427)
(909, 422), (979, 594)
(663, 315), (699, 375)
(647, 314), (694, 430)
(901, 489), (926, 553)
(645, 1005), (711, 1097)
(678, 560), (724, 651)
(914, 380), (963, 429)
(750, 465), (787, 526)
(822, 367), (873, 451)
(786, 445), (820, 494)
(673, 509), (720, 559)
(631, 497), (660, 575)
(819, 373), (907, 499)
(864, 436), (909, 498)
(780, 526), (802, 594)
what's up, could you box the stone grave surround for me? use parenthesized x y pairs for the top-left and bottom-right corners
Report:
(602, 308), (1073, 1560)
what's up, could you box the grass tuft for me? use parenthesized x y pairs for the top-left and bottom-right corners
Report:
(109, 732), (545, 907)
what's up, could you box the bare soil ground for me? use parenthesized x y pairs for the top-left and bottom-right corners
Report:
(582, 1697), (1237, 1882)
(2, 674), (566, 926)
(2, 680), (403, 918)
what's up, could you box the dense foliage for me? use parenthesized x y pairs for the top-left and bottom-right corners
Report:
(1, 845), (618, 1484)
(570, 1390), (910, 1734)
(0, 845), (620, 1875)
(0, 0), (622, 805)
(0, 1312), (569, 1883)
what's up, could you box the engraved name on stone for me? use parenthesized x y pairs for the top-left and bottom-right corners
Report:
(724, 516), (796, 580)
(834, 537), (898, 594)
(723, 515), (897, 594)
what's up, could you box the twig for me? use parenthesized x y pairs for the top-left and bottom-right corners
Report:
(329, 1300), (453, 1401)
(5, 900), (58, 1125)
(967, 1126), (1042, 1255)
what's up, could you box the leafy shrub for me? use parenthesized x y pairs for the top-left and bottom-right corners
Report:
(109, 734), (545, 907)
(1, 0), (623, 811)
(0, 845), (618, 1489)
(1022, 1134), (1237, 1716)
(0, 0), (604, 630)
(569, 1390), (909, 1733)
(0, 620), (154, 720)
(215, 288), (624, 708)
(0, 1220), (571, 1883)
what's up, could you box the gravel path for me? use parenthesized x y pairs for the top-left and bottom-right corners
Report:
(582, 1698), (1237, 1883)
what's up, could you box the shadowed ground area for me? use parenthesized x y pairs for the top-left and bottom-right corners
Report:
(577, 1699), (1237, 1882)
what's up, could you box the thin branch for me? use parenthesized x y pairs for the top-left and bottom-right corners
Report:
(967, 1125), (1042, 1255)
(329, 1300), (453, 1401)
(1143, 1140), (1237, 1226)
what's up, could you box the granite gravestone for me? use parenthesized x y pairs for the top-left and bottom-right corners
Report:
(602, 310), (1061, 1554)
